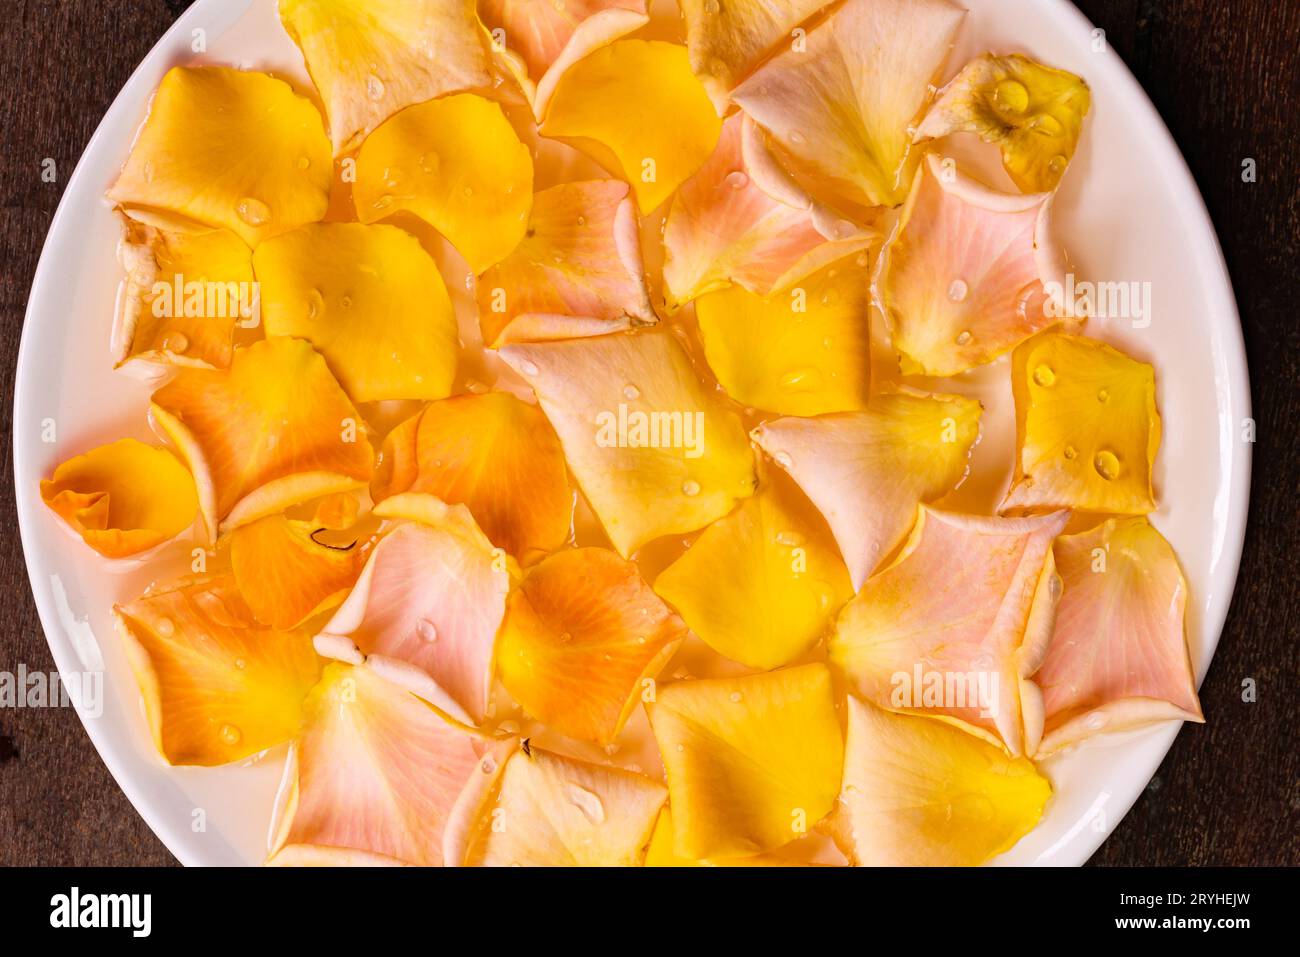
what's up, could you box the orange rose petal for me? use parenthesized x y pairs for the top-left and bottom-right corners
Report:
(150, 337), (374, 540)
(107, 67), (331, 247)
(114, 576), (321, 766)
(497, 547), (687, 743)
(445, 741), (666, 866)
(316, 495), (513, 724)
(230, 513), (361, 630)
(268, 661), (492, 866)
(278, 0), (493, 153)
(829, 508), (1068, 756)
(40, 438), (198, 559)
(371, 392), (574, 564)
(476, 180), (654, 347)
(255, 223), (459, 403)
(113, 212), (254, 371)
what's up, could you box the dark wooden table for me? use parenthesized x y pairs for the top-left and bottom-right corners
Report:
(1, 0), (1296, 867)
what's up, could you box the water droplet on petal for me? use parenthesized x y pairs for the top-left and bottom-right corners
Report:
(236, 197), (270, 227)
(947, 278), (969, 302)
(955, 330), (973, 346)
(296, 156), (311, 170)
(681, 480), (701, 497)
(774, 451), (793, 468)
(518, 359), (539, 377)
(162, 331), (189, 354)
(417, 618), (438, 643)
(156, 617), (175, 638)
(1096, 388), (1109, 403)
(1048, 154), (1068, 176)
(1029, 113), (1064, 137)
(1033, 364), (1056, 387)
(729, 691), (743, 703)
(622, 384), (640, 400)
(366, 73), (385, 100)
(1093, 450), (1120, 481)
(1083, 710), (1108, 731)
(306, 288), (324, 319)
(1063, 445), (1077, 460)
(994, 79), (1030, 114)
(219, 723), (242, 746)
(724, 170), (749, 189)
(564, 783), (606, 824)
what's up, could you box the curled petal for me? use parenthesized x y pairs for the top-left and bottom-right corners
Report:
(497, 547), (687, 743)
(316, 494), (513, 724)
(878, 155), (1068, 376)
(917, 53), (1092, 192)
(255, 223), (458, 402)
(696, 258), (872, 416)
(230, 514), (360, 630)
(107, 67), (331, 247)
(113, 577), (321, 766)
(649, 664), (842, 859)
(268, 661), (491, 866)
(40, 438), (197, 559)
(150, 337), (375, 539)
(500, 330), (757, 557)
(481, 0), (649, 118)
(1027, 518), (1201, 756)
(476, 180), (654, 347)
(732, 0), (966, 209)
(279, 0), (493, 153)
(752, 389), (981, 588)
(445, 740), (666, 866)
(829, 697), (1051, 866)
(372, 392), (574, 563)
(662, 114), (874, 309)
(113, 212), (254, 372)
(355, 94), (533, 273)
(681, 0), (835, 111)
(542, 40), (722, 214)
(829, 508), (1069, 756)
(1001, 333), (1160, 515)
(654, 482), (852, 670)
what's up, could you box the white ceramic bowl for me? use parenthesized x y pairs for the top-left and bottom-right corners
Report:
(14, 0), (1250, 866)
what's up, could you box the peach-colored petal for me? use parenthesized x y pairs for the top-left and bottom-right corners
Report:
(829, 508), (1069, 756)
(268, 661), (490, 866)
(476, 180), (654, 347)
(500, 330), (757, 557)
(752, 389), (981, 588)
(732, 0), (966, 209)
(1028, 517), (1201, 756)
(445, 740), (667, 866)
(662, 113), (874, 309)
(681, 0), (835, 111)
(877, 155), (1068, 376)
(315, 495), (513, 724)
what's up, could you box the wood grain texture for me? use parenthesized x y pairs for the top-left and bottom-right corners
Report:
(0, 0), (1295, 866)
